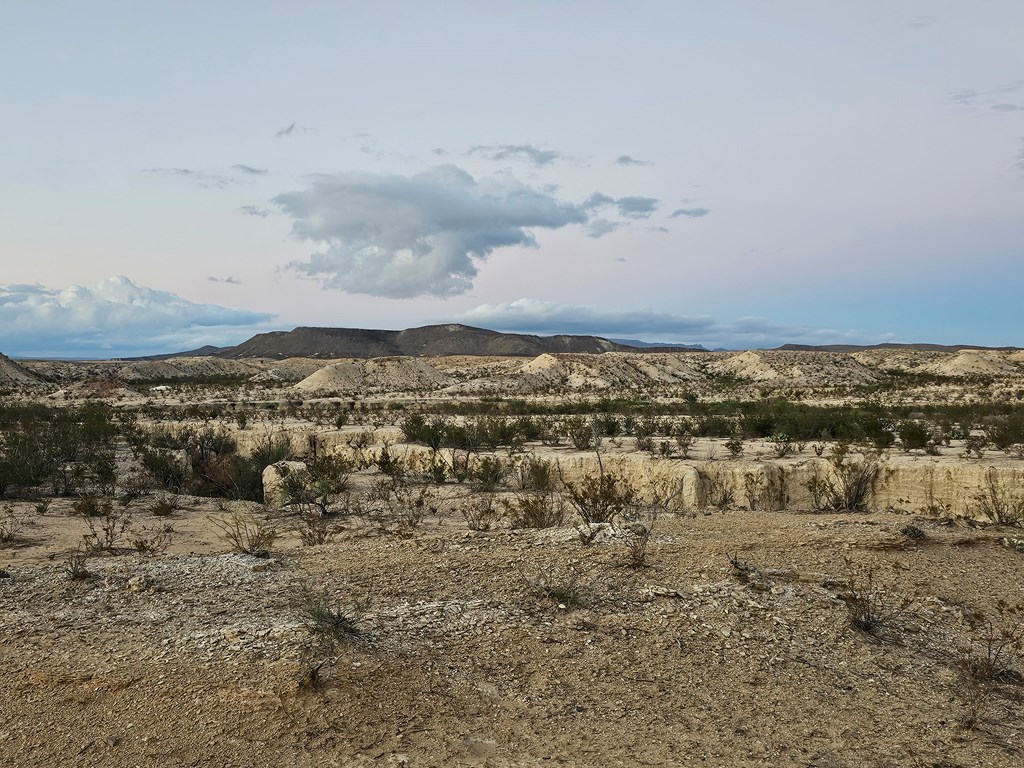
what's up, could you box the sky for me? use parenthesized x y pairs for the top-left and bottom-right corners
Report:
(2, 1), (1023, 357)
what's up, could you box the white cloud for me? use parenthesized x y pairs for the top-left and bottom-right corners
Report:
(0, 276), (274, 358)
(145, 168), (235, 189)
(468, 144), (561, 166)
(275, 165), (592, 298)
(239, 205), (272, 218)
(460, 298), (883, 348)
(615, 155), (653, 166)
(670, 207), (710, 218)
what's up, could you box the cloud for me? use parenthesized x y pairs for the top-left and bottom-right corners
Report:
(582, 192), (660, 220)
(0, 276), (273, 358)
(670, 207), (711, 218)
(586, 219), (620, 238)
(207, 276), (241, 285)
(950, 89), (978, 106)
(615, 155), (653, 166)
(146, 168), (234, 189)
(950, 82), (1024, 108)
(647, 226), (669, 233)
(239, 205), (272, 218)
(468, 144), (561, 166)
(582, 192), (616, 210)
(906, 15), (937, 30)
(232, 164), (268, 175)
(274, 165), (591, 298)
(1017, 139), (1024, 170)
(460, 299), (878, 348)
(615, 196), (659, 218)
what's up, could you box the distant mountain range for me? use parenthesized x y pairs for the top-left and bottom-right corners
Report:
(123, 327), (1020, 362)
(777, 343), (1021, 353)
(135, 324), (710, 361)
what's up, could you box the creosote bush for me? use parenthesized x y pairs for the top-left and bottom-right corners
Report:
(563, 472), (635, 525)
(503, 491), (565, 529)
(210, 508), (279, 557)
(838, 559), (912, 638)
(806, 443), (884, 512)
(970, 468), (1024, 526)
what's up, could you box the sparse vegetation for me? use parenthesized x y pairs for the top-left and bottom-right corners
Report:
(210, 508), (279, 556)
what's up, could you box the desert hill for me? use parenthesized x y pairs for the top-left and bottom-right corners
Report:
(206, 324), (634, 360)
(0, 353), (45, 388)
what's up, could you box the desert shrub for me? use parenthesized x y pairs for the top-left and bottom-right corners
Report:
(986, 413), (1024, 452)
(805, 443), (883, 512)
(294, 583), (361, 689)
(674, 430), (695, 458)
(0, 427), (50, 498)
(461, 495), (503, 531)
(210, 509), (279, 556)
(961, 435), (990, 460)
(596, 414), (622, 437)
(693, 415), (734, 438)
(743, 471), (787, 511)
(471, 455), (509, 491)
(0, 506), (22, 544)
(292, 512), (343, 546)
(280, 455), (353, 517)
(141, 449), (190, 493)
(838, 560), (912, 638)
(513, 456), (556, 492)
(960, 604), (1024, 685)
(147, 495), (179, 517)
(118, 471), (154, 506)
(63, 547), (91, 581)
(297, 583), (360, 642)
(131, 525), (173, 556)
(503, 491), (565, 529)
(72, 493), (113, 518)
(724, 438), (744, 459)
(367, 477), (434, 532)
(897, 420), (931, 452)
(697, 466), (735, 509)
(250, 432), (294, 468)
(620, 511), (656, 569)
(767, 433), (794, 459)
(81, 507), (133, 552)
(954, 603), (1024, 728)
(563, 472), (635, 525)
(563, 417), (598, 451)
(634, 435), (655, 454)
(969, 468), (1024, 526)
(375, 445), (405, 479)
(400, 413), (448, 450)
(521, 560), (587, 609)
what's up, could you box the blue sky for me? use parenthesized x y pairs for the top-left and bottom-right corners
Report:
(2, 1), (1023, 357)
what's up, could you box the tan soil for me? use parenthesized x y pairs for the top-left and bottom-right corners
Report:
(4, 349), (1024, 766)
(2, 491), (1024, 767)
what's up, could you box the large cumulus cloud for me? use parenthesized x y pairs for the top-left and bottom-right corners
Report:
(0, 276), (274, 358)
(275, 165), (600, 299)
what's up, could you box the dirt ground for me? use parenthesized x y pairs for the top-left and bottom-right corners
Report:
(4, 347), (1024, 766)
(3, 493), (1024, 767)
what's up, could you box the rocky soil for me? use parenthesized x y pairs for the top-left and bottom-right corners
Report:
(2, 492), (1024, 767)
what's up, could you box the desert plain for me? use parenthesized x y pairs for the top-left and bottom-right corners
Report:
(3, 345), (1024, 767)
